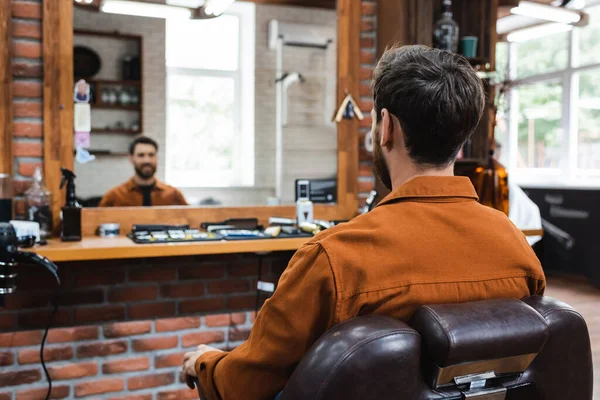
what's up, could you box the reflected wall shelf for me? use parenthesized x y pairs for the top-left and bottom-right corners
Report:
(73, 149), (129, 157)
(91, 128), (141, 134)
(74, 29), (144, 133)
(90, 104), (140, 111)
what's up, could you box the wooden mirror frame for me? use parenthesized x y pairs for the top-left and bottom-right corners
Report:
(43, 0), (360, 236)
(0, 1), (11, 176)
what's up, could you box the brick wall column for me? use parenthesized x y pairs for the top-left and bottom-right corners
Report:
(11, 0), (44, 218)
(358, 1), (377, 209)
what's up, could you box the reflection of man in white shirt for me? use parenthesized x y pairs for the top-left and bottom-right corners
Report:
(495, 141), (542, 246)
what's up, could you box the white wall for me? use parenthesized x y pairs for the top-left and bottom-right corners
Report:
(253, 4), (337, 204)
(182, 4), (337, 206)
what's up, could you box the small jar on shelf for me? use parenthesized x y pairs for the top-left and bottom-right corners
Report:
(433, 0), (459, 53)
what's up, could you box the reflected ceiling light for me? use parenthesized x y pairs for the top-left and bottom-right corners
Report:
(506, 22), (573, 42)
(511, 1), (583, 24)
(101, 0), (193, 19)
(204, 0), (237, 16)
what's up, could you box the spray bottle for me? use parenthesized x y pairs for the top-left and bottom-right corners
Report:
(60, 168), (81, 242)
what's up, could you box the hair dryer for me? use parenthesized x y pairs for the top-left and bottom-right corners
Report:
(0, 222), (59, 305)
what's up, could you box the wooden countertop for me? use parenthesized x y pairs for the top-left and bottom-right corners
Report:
(33, 229), (544, 263)
(35, 237), (311, 262)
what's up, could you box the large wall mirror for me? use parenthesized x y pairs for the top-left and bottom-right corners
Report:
(71, 0), (340, 208)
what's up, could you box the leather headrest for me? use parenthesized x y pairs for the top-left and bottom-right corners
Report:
(411, 298), (549, 387)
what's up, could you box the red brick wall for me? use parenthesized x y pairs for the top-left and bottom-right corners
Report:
(0, 252), (290, 399)
(1, 253), (291, 332)
(0, 312), (255, 399)
(11, 0), (44, 218)
(358, 1), (377, 209)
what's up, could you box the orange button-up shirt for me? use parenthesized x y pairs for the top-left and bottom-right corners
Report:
(98, 178), (187, 207)
(196, 176), (546, 400)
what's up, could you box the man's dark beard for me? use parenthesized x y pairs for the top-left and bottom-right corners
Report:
(135, 164), (156, 180)
(372, 124), (392, 191)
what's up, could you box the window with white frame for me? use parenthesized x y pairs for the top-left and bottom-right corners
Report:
(497, 4), (600, 187)
(165, 3), (255, 188)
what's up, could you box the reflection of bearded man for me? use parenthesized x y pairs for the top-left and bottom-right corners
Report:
(98, 136), (188, 207)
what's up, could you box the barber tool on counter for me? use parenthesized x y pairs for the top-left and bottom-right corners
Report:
(128, 224), (221, 244)
(202, 217), (331, 240)
(267, 217), (338, 236)
(98, 223), (120, 238)
(125, 216), (346, 244)
(60, 168), (82, 242)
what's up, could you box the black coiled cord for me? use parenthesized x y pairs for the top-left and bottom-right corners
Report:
(41, 292), (59, 400)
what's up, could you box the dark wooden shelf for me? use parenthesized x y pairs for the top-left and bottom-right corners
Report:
(467, 58), (493, 72)
(89, 79), (141, 86)
(91, 128), (140, 134)
(73, 149), (129, 157)
(74, 29), (142, 41)
(91, 104), (140, 111)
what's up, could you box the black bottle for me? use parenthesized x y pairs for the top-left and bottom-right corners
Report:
(60, 168), (82, 242)
(433, 0), (459, 53)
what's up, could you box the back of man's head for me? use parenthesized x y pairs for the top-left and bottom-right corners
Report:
(372, 45), (485, 167)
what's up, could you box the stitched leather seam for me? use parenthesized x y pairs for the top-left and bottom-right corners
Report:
(515, 308), (584, 385)
(315, 329), (420, 399)
(421, 306), (453, 366)
(519, 302), (551, 341)
(540, 307), (583, 320)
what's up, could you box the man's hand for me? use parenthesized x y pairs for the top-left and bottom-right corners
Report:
(181, 345), (223, 389)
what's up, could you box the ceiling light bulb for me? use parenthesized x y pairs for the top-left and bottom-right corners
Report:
(511, 1), (581, 24)
(101, 0), (192, 19)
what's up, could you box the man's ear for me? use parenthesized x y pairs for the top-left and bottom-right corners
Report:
(380, 108), (393, 148)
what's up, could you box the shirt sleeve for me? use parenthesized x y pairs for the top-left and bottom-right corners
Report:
(195, 242), (337, 400)
(98, 191), (114, 207)
(173, 189), (188, 206)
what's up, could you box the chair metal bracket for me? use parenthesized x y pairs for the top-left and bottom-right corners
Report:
(455, 371), (507, 400)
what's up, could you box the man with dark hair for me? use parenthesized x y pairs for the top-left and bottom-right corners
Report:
(99, 136), (187, 207)
(371, 45), (485, 188)
(182, 45), (545, 400)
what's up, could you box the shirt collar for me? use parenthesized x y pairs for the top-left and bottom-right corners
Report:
(376, 176), (479, 207)
(126, 177), (166, 192)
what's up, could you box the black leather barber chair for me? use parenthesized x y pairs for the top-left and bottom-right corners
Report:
(281, 297), (593, 400)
